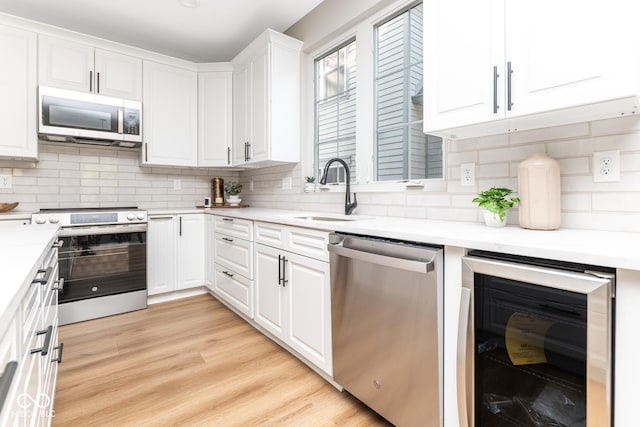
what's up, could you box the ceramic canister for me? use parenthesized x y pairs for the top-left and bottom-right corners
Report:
(518, 153), (561, 230)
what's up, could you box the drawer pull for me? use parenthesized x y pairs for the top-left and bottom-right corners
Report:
(51, 343), (64, 364)
(53, 240), (64, 248)
(31, 325), (53, 356)
(222, 237), (234, 242)
(32, 266), (53, 285)
(222, 217), (234, 222)
(222, 271), (234, 278)
(53, 278), (65, 292)
(0, 361), (18, 412)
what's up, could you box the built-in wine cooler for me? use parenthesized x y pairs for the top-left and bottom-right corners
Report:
(460, 251), (615, 427)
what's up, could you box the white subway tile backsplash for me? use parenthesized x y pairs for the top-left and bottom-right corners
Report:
(592, 193), (640, 212)
(557, 157), (590, 175)
(478, 144), (542, 164)
(561, 194), (591, 212)
(508, 122), (589, 145)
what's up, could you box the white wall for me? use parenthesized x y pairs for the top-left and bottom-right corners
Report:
(239, 115), (640, 233)
(0, 143), (240, 213)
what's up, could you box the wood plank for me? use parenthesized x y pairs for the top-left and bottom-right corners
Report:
(53, 294), (390, 426)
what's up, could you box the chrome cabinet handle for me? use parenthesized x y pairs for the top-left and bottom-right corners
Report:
(179, 216), (182, 237)
(278, 255), (282, 285)
(221, 217), (234, 222)
(0, 361), (18, 412)
(246, 142), (251, 161)
(96, 72), (100, 93)
(31, 325), (54, 356)
(51, 343), (64, 364)
(493, 65), (499, 114)
(222, 271), (234, 278)
(227, 147), (231, 165)
(221, 237), (234, 242)
(281, 256), (288, 287)
(89, 70), (93, 92)
(507, 61), (513, 111)
(53, 240), (64, 248)
(53, 278), (65, 292)
(457, 287), (472, 427)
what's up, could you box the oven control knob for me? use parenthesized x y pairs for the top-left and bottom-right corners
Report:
(137, 213), (146, 220)
(35, 216), (46, 224)
(127, 213), (136, 221)
(49, 216), (60, 224)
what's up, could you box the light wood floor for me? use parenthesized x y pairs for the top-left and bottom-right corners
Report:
(53, 294), (391, 426)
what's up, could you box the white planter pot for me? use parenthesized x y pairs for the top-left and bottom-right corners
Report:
(483, 210), (507, 227)
(227, 195), (242, 206)
(304, 183), (315, 193)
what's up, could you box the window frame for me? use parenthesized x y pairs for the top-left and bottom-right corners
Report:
(307, 0), (446, 194)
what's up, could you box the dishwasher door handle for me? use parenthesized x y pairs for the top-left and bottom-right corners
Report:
(328, 242), (435, 273)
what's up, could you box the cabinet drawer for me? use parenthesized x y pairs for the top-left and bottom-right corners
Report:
(214, 264), (253, 318)
(214, 216), (253, 241)
(214, 234), (253, 279)
(255, 222), (329, 262)
(286, 228), (329, 262)
(254, 222), (285, 247)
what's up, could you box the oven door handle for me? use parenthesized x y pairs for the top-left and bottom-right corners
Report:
(58, 224), (147, 237)
(457, 287), (472, 427)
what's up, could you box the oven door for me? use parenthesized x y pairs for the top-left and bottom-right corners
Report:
(459, 255), (613, 427)
(57, 224), (147, 304)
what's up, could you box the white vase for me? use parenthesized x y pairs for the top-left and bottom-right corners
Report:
(483, 210), (507, 227)
(227, 195), (241, 206)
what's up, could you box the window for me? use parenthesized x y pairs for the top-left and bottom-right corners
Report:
(375, 2), (442, 181)
(314, 40), (357, 183)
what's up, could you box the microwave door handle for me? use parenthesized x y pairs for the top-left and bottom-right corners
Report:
(118, 107), (124, 134)
(457, 287), (472, 427)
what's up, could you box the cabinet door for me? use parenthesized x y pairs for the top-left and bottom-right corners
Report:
(38, 35), (94, 92)
(423, 0), (505, 133)
(94, 49), (142, 100)
(286, 252), (332, 375)
(248, 48), (269, 163)
(177, 215), (205, 290)
(147, 216), (177, 295)
(505, 0), (638, 118)
(0, 24), (37, 159)
(142, 60), (198, 166)
(254, 244), (285, 339)
(198, 71), (233, 166)
(204, 215), (215, 290)
(233, 63), (251, 165)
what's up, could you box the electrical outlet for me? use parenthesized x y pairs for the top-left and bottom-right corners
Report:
(593, 150), (620, 182)
(0, 175), (11, 189)
(282, 176), (292, 190)
(173, 179), (182, 190)
(460, 163), (476, 186)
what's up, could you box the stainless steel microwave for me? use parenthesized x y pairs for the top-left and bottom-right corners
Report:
(38, 86), (142, 147)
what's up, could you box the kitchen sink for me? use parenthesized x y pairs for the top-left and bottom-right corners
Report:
(295, 216), (356, 222)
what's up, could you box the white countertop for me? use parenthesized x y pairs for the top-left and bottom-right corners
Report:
(0, 223), (60, 325)
(150, 207), (640, 270)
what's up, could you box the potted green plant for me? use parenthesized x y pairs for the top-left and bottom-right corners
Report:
(472, 187), (520, 227)
(304, 176), (315, 193)
(224, 182), (243, 206)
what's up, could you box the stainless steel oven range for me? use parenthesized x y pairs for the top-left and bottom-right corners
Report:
(32, 207), (147, 325)
(460, 250), (615, 427)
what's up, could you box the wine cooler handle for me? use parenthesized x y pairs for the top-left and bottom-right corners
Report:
(457, 287), (472, 427)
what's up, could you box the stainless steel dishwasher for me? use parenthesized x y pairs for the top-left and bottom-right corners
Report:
(328, 233), (443, 427)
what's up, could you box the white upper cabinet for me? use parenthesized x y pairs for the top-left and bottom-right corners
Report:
(198, 70), (233, 166)
(0, 23), (37, 159)
(38, 35), (142, 99)
(142, 60), (198, 166)
(232, 29), (303, 167)
(424, 0), (640, 138)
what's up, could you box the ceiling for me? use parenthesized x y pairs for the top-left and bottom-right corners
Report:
(0, 0), (325, 62)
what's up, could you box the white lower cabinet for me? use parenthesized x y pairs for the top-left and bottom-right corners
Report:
(148, 214), (204, 295)
(212, 216), (254, 318)
(0, 235), (62, 427)
(254, 223), (332, 376)
(204, 215), (215, 290)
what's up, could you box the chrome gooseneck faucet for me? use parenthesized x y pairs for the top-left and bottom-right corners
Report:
(319, 157), (358, 215)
